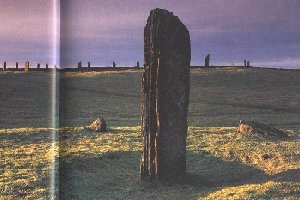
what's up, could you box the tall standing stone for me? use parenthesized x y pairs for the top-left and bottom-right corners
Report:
(37, 63), (40, 70)
(3, 62), (6, 71)
(16, 62), (18, 69)
(141, 8), (190, 180)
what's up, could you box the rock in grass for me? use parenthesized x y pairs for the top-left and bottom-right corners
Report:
(237, 120), (288, 138)
(88, 117), (107, 132)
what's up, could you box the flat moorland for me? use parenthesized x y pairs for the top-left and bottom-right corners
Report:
(1, 68), (300, 199)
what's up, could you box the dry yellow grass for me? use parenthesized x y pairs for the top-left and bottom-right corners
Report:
(188, 127), (300, 175)
(1, 129), (58, 199)
(1, 126), (300, 199)
(60, 69), (141, 78)
(205, 181), (300, 200)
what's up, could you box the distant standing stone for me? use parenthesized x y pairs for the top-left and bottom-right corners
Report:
(16, 62), (18, 69)
(113, 61), (116, 68)
(141, 8), (190, 180)
(24, 61), (30, 72)
(3, 61), (6, 71)
(205, 54), (210, 67)
(88, 117), (107, 132)
(136, 61), (140, 68)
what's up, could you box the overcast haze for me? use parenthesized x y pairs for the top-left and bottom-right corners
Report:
(1, 0), (300, 68)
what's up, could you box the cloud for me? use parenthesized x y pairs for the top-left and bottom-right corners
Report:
(0, 0), (54, 64)
(1, 0), (300, 68)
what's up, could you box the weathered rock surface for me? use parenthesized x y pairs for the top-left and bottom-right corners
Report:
(237, 120), (288, 138)
(141, 8), (190, 180)
(88, 117), (107, 132)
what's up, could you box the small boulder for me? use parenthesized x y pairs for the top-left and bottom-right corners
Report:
(88, 117), (107, 132)
(237, 120), (288, 138)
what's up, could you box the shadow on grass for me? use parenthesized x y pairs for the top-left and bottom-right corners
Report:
(185, 151), (267, 188)
(0, 130), (53, 145)
(272, 168), (300, 182)
(58, 149), (300, 199)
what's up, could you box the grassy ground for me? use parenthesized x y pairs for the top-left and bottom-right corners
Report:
(2, 126), (300, 199)
(1, 68), (300, 199)
(59, 68), (300, 129)
(0, 71), (52, 128)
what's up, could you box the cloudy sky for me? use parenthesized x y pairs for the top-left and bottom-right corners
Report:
(1, 0), (300, 68)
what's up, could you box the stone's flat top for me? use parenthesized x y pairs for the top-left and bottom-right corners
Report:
(147, 8), (185, 28)
(151, 8), (174, 15)
(145, 8), (190, 48)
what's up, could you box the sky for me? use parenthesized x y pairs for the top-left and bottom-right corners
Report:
(1, 0), (300, 68)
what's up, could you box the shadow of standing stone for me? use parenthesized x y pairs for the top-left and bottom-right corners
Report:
(141, 8), (190, 181)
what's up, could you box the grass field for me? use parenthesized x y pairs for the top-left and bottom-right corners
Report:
(1, 68), (300, 199)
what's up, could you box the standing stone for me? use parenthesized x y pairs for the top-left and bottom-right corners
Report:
(247, 61), (250, 67)
(78, 61), (82, 71)
(16, 62), (18, 69)
(244, 60), (247, 67)
(205, 54), (210, 67)
(37, 63), (40, 70)
(136, 61), (140, 68)
(141, 8), (190, 180)
(113, 61), (116, 68)
(24, 61), (30, 72)
(3, 62), (6, 71)
(88, 62), (91, 71)
(46, 64), (49, 70)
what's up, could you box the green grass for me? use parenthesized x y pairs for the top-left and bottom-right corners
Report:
(2, 68), (300, 129)
(1, 68), (300, 199)
(58, 68), (300, 129)
(0, 71), (53, 128)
